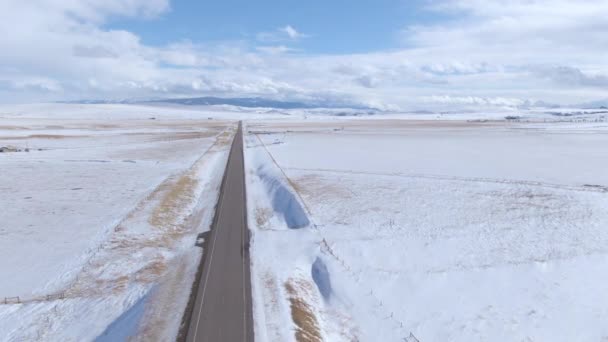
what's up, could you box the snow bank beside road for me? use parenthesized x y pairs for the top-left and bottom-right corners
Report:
(256, 164), (310, 229)
(246, 130), (352, 341)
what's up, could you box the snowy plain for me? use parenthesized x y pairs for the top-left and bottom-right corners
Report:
(245, 117), (608, 342)
(0, 103), (239, 341)
(1, 102), (607, 341)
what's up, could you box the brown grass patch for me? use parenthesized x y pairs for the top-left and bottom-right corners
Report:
(214, 130), (234, 148)
(126, 131), (217, 142)
(135, 259), (167, 283)
(111, 275), (130, 292)
(0, 134), (87, 140)
(28, 134), (82, 139)
(293, 174), (353, 200)
(0, 125), (30, 130)
(149, 174), (197, 230)
(285, 280), (323, 342)
(69, 273), (131, 297)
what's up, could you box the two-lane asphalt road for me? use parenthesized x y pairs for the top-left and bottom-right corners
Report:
(186, 122), (254, 342)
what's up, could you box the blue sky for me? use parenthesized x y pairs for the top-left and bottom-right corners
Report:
(1, 0), (607, 108)
(108, 0), (441, 54)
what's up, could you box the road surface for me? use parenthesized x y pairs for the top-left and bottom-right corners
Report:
(186, 122), (254, 342)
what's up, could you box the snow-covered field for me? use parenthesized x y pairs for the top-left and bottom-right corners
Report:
(2, 102), (607, 342)
(245, 119), (608, 341)
(0, 104), (237, 341)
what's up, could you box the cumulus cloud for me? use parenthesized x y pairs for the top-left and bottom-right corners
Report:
(72, 45), (118, 59)
(1, 0), (608, 109)
(0, 78), (63, 93)
(421, 95), (525, 107)
(403, 0), (608, 64)
(354, 75), (378, 88)
(534, 66), (608, 87)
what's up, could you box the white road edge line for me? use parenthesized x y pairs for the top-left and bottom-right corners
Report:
(241, 127), (247, 342)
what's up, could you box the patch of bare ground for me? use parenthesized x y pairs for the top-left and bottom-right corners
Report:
(0, 134), (88, 140)
(255, 207), (273, 228)
(285, 279), (323, 342)
(30, 134), (83, 139)
(213, 130), (235, 148)
(110, 121), (230, 132)
(149, 173), (197, 231)
(134, 258), (168, 283)
(125, 131), (217, 142)
(0, 125), (30, 130)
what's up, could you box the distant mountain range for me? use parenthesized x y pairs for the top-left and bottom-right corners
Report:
(60, 96), (608, 111)
(147, 96), (376, 110)
(149, 97), (318, 109)
(61, 96), (372, 110)
(577, 99), (608, 109)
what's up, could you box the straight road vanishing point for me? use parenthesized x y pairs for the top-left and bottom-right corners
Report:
(186, 122), (254, 342)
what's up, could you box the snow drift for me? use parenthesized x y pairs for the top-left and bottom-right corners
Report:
(256, 166), (310, 229)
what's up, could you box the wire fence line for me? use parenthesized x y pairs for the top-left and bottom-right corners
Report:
(3, 296), (20, 304)
(1, 291), (69, 306)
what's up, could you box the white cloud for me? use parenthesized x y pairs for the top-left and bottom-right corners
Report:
(280, 25), (307, 40)
(1, 0), (607, 109)
(256, 25), (308, 42)
(533, 66), (608, 88)
(42, 0), (170, 23)
(421, 95), (525, 107)
(72, 45), (119, 59)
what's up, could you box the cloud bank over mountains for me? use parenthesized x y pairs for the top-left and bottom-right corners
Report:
(1, 0), (607, 109)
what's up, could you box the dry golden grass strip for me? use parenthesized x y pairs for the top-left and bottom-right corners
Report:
(285, 279), (323, 342)
(149, 174), (197, 230)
